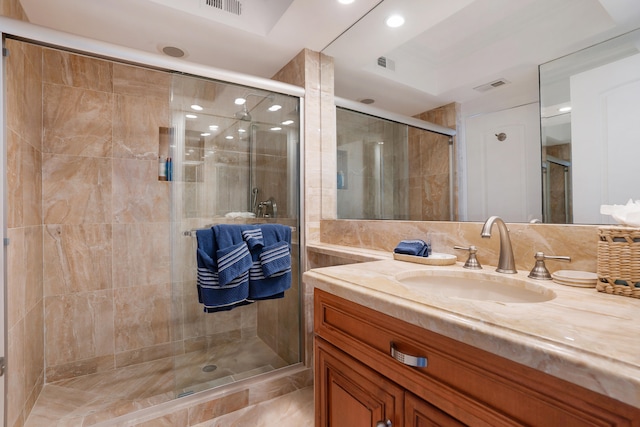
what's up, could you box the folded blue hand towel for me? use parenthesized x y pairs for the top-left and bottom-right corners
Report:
(241, 227), (264, 250)
(247, 224), (292, 299)
(394, 239), (428, 257)
(260, 241), (291, 278)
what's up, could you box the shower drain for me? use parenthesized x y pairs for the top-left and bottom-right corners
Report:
(202, 364), (218, 372)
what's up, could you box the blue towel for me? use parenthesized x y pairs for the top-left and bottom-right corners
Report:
(194, 224), (292, 310)
(213, 225), (253, 287)
(394, 239), (428, 257)
(241, 227), (264, 250)
(260, 241), (291, 277)
(195, 226), (252, 312)
(249, 224), (292, 299)
(249, 260), (291, 300)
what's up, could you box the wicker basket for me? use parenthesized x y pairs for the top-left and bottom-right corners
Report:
(596, 226), (640, 298)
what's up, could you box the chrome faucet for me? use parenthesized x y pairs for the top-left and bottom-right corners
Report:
(481, 216), (517, 274)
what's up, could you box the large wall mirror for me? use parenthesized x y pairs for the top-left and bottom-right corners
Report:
(323, 0), (640, 224)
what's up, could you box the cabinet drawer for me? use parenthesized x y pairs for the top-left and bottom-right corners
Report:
(314, 288), (640, 427)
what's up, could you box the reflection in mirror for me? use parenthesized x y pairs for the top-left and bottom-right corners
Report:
(336, 107), (454, 220)
(540, 28), (640, 224)
(324, 1), (640, 225)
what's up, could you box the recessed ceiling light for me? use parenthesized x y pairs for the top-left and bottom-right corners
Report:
(225, 135), (234, 140)
(282, 120), (294, 125)
(186, 114), (197, 119)
(385, 14), (405, 28)
(161, 46), (185, 58)
(338, 0), (354, 4)
(201, 132), (211, 136)
(270, 127), (282, 131)
(268, 104), (282, 112)
(191, 104), (203, 111)
(558, 106), (572, 112)
(234, 98), (246, 105)
(238, 129), (246, 133)
(209, 125), (219, 130)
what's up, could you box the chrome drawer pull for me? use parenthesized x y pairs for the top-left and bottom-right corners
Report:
(376, 420), (392, 427)
(390, 343), (428, 368)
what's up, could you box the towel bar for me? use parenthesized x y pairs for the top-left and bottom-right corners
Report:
(183, 225), (296, 237)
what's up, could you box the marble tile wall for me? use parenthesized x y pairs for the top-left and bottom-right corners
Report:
(271, 48), (329, 368)
(39, 48), (174, 383)
(320, 219), (599, 273)
(409, 102), (460, 221)
(5, 37), (45, 427)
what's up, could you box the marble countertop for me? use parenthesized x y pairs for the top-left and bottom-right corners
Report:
(303, 259), (640, 409)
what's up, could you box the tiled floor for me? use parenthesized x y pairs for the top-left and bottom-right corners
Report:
(25, 336), (290, 426)
(192, 386), (314, 427)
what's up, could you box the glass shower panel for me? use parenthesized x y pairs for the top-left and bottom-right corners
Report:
(169, 74), (301, 397)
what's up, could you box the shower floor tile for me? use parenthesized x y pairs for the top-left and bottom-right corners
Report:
(24, 336), (290, 426)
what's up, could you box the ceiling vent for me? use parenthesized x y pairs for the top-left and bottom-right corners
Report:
(203, 0), (242, 16)
(473, 78), (510, 92)
(377, 56), (395, 71)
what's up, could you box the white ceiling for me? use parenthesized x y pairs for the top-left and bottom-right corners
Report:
(19, 0), (640, 116)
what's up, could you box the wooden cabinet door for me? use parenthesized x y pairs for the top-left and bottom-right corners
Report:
(405, 392), (467, 427)
(316, 337), (404, 427)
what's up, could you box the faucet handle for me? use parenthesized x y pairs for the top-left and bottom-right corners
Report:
(454, 245), (482, 270)
(528, 252), (571, 280)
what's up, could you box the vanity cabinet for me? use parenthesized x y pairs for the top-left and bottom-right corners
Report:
(314, 288), (640, 427)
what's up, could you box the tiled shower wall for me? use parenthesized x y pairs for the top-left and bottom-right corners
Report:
(6, 38), (44, 427)
(39, 47), (174, 381)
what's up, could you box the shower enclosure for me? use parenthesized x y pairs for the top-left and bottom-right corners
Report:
(169, 74), (301, 397)
(3, 31), (302, 425)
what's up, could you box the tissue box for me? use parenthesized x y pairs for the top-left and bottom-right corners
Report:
(596, 226), (640, 298)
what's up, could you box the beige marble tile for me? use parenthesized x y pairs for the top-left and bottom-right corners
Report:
(23, 41), (43, 150)
(195, 387), (313, 427)
(6, 129), (22, 228)
(5, 38), (26, 136)
(24, 301), (44, 404)
(21, 141), (42, 227)
(131, 409), (189, 427)
(111, 222), (170, 288)
(246, 368), (313, 406)
(115, 343), (174, 369)
(7, 320), (26, 427)
(43, 224), (113, 296)
(44, 290), (115, 368)
(114, 283), (171, 353)
(187, 391), (250, 425)
(113, 93), (169, 160)
(7, 227), (26, 329)
(112, 63), (171, 99)
(43, 83), (114, 157)
(24, 226), (43, 312)
(42, 154), (112, 224)
(320, 219), (599, 273)
(45, 354), (115, 384)
(43, 47), (113, 92)
(112, 159), (170, 223)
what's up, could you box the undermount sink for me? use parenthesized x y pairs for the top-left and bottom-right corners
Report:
(395, 271), (556, 303)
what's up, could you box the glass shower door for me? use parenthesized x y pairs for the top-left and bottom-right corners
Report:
(169, 74), (301, 396)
